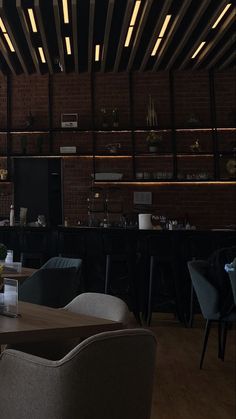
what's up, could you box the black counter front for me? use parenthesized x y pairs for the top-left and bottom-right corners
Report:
(1, 226), (235, 323)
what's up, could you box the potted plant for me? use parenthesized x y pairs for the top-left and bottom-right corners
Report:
(146, 131), (163, 152)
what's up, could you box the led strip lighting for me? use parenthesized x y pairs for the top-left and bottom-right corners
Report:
(0, 17), (15, 52)
(124, 0), (141, 47)
(27, 8), (37, 32)
(151, 15), (172, 56)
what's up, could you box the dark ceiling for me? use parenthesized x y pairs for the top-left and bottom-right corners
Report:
(0, 0), (235, 75)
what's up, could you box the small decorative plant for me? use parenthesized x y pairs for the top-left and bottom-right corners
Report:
(146, 131), (163, 152)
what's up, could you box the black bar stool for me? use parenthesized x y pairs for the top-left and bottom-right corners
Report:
(102, 229), (141, 324)
(145, 234), (185, 326)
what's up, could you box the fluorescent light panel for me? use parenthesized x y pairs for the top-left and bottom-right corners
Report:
(38, 47), (46, 63)
(0, 17), (6, 32)
(124, 26), (134, 47)
(4, 33), (15, 52)
(95, 44), (100, 61)
(151, 15), (172, 56)
(212, 3), (231, 28)
(130, 0), (141, 26)
(28, 8), (37, 32)
(191, 41), (206, 59)
(151, 38), (162, 56)
(159, 14), (172, 37)
(65, 36), (71, 55)
(62, 0), (69, 24)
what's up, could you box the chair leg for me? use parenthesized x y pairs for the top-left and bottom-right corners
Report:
(200, 320), (212, 369)
(218, 322), (222, 359)
(188, 283), (194, 328)
(147, 256), (154, 326)
(105, 255), (111, 294)
(221, 322), (228, 361)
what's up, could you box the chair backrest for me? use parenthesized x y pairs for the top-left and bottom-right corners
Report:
(187, 260), (220, 318)
(41, 256), (82, 271)
(0, 329), (157, 419)
(19, 267), (79, 308)
(65, 292), (130, 326)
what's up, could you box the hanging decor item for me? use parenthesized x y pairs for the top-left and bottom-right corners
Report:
(112, 108), (119, 128)
(100, 108), (108, 128)
(146, 95), (158, 128)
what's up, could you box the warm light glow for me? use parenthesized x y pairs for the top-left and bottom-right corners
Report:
(94, 181), (236, 185)
(4, 34), (15, 52)
(191, 41), (206, 59)
(28, 8), (37, 32)
(130, 1), (141, 26)
(124, 26), (134, 47)
(38, 47), (46, 63)
(151, 38), (162, 56)
(65, 37), (71, 55)
(159, 14), (172, 37)
(212, 3), (231, 28)
(62, 0), (69, 24)
(0, 17), (6, 32)
(95, 44), (100, 61)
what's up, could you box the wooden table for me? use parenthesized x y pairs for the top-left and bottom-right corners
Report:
(3, 267), (36, 282)
(0, 302), (122, 345)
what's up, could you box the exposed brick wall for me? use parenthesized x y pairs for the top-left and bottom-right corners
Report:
(0, 72), (235, 228)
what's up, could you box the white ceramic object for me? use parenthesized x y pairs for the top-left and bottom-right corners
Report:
(138, 214), (153, 230)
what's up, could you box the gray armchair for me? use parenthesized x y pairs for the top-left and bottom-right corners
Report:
(65, 292), (130, 325)
(188, 260), (236, 368)
(0, 329), (157, 419)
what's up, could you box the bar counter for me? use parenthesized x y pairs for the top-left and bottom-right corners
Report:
(1, 225), (235, 323)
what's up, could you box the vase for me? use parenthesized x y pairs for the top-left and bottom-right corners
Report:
(149, 145), (158, 153)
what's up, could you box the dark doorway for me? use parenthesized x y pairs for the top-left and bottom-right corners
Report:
(13, 158), (63, 227)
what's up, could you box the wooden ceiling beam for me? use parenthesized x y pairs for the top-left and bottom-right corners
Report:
(165, 0), (212, 70)
(53, 0), (66, 72)
(34, 0), (53, 74)
(88, 0), (95, 73)
(126, 0), (154, 72)
(153, 0), (191, 71)
(0, 1), (28, 74)
(113, 0), (134, 73)
(0, 37), (16, 75)
(193, 9), (235, 69)
(16, 0), (41, 74)
(71, 0), (78, 72)
(139, 0), (172, 72)
(179, 0), (228, 69)
(101, 0), (115, 73)
(206, 35), (235, 69)
(218, 49), (236, 70)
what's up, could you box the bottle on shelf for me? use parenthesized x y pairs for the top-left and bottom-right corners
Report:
(10, 204), (15, 226)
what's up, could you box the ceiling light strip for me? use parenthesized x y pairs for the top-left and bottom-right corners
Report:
(151, 38), (162, 56)
(124, 26), (134, 47)
(28, 8), (37, 33)
(3, 33), (15, 52)
(38, 47), (46, 63)
(95, 44), (100, 61)
(212, 3), (232, 28)
(62, 0), (69, 24)
(0, 17), (15, 52)
(159, 14), (172, 37)
(0, 17), (6, 32)
(65, 37), (71, 55)
(124, 0), (141, 47)
(151, 14), (172, 56)
(130, 0), (141, 26)
(191, 41), (206, 59)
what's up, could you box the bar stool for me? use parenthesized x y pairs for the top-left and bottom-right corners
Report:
(102, 230), (141, 324)
(145, 234), (185, 326)
(20, 229), (50, 268)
